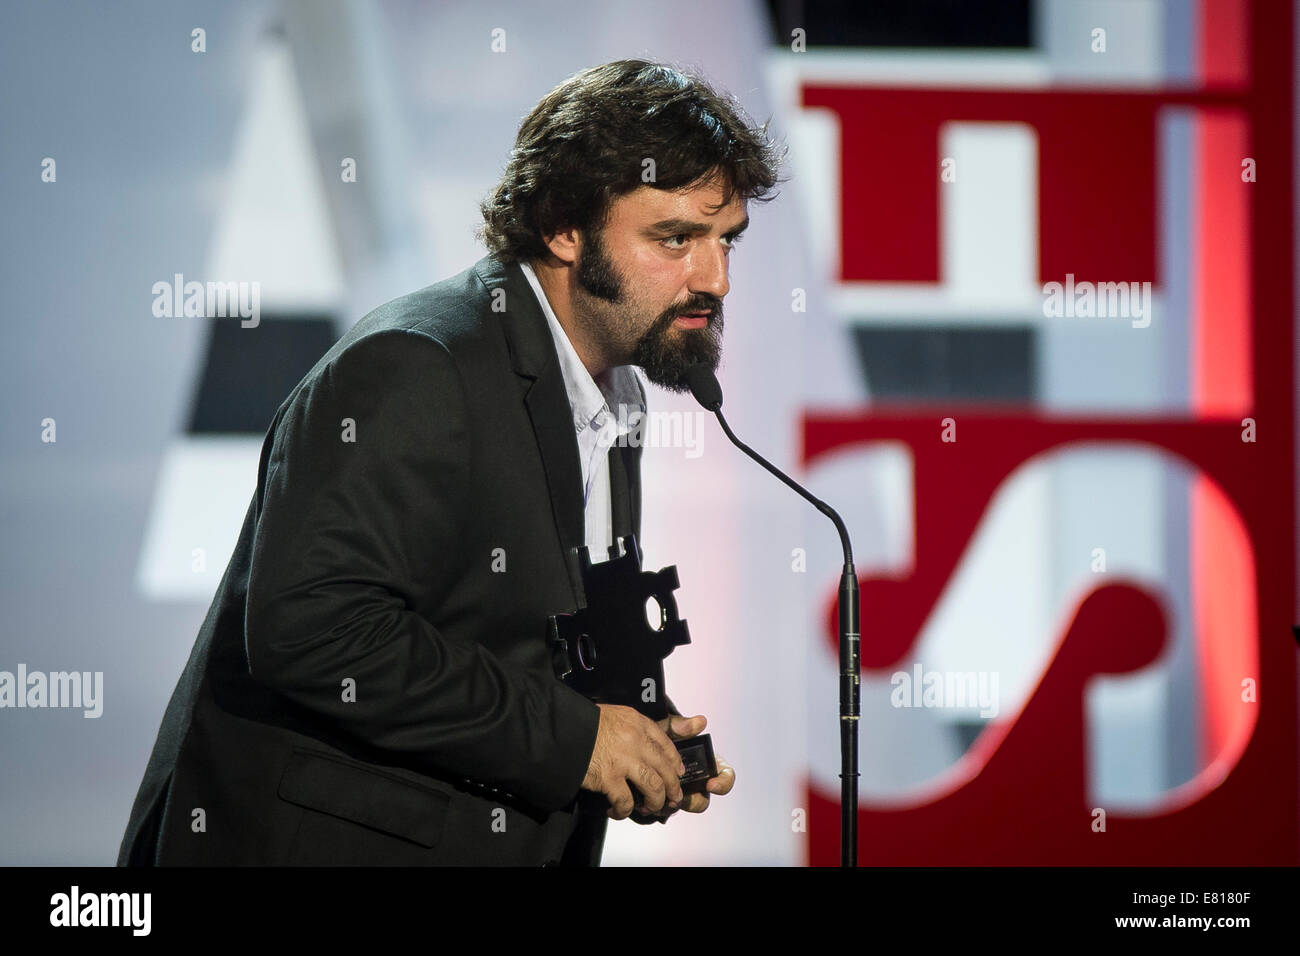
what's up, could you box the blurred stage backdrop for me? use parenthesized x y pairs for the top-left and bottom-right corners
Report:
(1, 0), (1295, 865)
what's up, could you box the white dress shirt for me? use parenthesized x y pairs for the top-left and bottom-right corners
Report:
(518, 260), (647, 561)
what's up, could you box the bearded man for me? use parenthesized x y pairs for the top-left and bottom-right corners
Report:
(118, 58), (784, 866)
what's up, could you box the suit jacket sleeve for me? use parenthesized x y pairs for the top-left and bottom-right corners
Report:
(243, 328), (599, 813)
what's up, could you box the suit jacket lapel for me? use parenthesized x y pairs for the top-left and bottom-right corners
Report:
(473, 254), (586, 598)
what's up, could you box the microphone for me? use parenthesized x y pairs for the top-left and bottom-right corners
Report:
(684, 362), (861, 868)
(682, 362), (723, 412)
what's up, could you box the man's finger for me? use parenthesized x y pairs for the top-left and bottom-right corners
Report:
(605, 781), (635, 819)
(643, 728), (684, 806)
(634, 763), (669, 813)
(679, 791), (710, 813)
(632, 802), (679, 823)
(706, 758), (736, 795)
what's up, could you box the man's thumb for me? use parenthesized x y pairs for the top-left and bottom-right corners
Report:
(668, 714), (706, 738)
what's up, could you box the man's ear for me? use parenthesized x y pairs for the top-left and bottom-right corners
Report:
(542, 225), (581, 266)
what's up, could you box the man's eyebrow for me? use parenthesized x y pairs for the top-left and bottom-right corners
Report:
(725, 216), (750, 237)
(644, 215), (751, 236)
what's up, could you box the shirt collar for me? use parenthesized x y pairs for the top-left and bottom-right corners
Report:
(518, 259), (646, 437)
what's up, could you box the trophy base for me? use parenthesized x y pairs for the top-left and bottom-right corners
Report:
(675, 733), (717, 794)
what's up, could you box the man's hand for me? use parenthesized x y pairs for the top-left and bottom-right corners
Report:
(581, 703), (685, 820)
(631, 713), (735, 822)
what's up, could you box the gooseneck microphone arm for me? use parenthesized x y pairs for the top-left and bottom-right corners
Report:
(683, 364), (860, 868)
(711, 412), (854, 565)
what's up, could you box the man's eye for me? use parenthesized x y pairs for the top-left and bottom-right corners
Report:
(660, 233), (745, 251)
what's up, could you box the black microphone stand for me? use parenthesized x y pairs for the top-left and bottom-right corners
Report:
(685, 366), (860, 867)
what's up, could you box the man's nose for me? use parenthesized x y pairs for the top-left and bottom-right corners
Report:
(689, 240), (730, 302)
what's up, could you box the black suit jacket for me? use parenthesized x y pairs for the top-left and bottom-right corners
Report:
(117, 253), (644, 866)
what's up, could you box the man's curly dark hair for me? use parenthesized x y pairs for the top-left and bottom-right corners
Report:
(478, 59), (788, 263)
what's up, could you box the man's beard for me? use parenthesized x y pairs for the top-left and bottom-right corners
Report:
(576, 227), (724, 394)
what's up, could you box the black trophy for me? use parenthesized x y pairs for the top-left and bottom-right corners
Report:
(547, 533), (717, 795)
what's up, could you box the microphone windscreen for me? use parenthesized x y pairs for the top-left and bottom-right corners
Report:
(683, 363), (723, 411)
